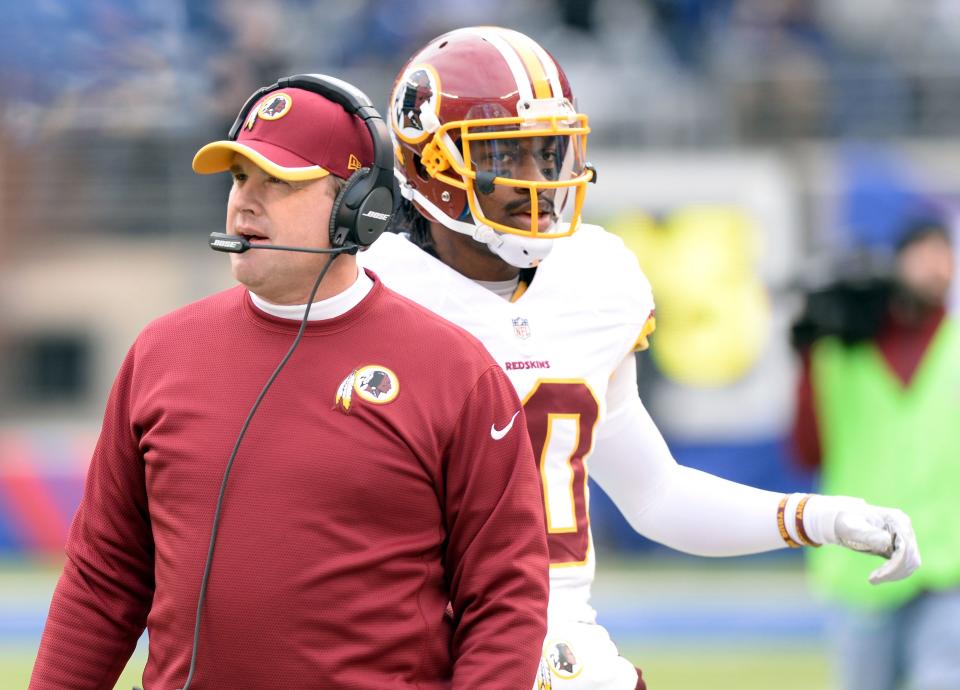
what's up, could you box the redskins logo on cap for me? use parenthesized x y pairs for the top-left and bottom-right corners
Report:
(244, 92), (293, 131)
(335, 365), (399, 413)
(258, 92), (292, 120)
(391, 64), (441, 144)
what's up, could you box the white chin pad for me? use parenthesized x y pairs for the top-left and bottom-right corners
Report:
(475, 227), (554, 268)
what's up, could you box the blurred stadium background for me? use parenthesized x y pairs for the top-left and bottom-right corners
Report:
(2, 1), (960, 688)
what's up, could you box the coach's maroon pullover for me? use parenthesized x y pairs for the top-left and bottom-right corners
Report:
(31, 276), (548, 689)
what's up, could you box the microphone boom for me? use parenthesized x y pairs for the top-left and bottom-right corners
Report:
(208, 232), (357, 255)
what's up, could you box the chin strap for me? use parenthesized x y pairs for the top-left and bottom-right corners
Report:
(398, 174), (555, 269)
(474, 224), (554, 268)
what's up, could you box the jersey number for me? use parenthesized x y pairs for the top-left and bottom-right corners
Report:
(522, 380), (600, 566)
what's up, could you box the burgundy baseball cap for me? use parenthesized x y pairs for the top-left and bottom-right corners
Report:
(193, 87), (374, 181)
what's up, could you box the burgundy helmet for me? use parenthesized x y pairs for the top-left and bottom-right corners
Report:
(388, 27), (594, 266)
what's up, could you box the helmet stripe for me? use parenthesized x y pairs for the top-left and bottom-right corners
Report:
(468, 26), (535, 101)
(523, 33), (563, 98)
(496, 28), (553, 99)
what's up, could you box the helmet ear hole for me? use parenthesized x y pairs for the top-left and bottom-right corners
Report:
(413, 154), (431, 182)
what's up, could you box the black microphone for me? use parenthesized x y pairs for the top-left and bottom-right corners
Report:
(208, 232), (358, 255)
(475, 171), (497, 195)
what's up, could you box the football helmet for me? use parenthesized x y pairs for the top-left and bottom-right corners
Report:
(389, 27), (594, 267)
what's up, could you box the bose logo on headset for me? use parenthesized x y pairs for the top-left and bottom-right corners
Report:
(212, 238), (244, 251)
(363, 210), (392, 221)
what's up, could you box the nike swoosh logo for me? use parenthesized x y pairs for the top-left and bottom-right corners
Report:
(491, 410), (521, 440)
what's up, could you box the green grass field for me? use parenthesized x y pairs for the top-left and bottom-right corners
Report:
(0, 646), (835, 690)
(1, 557), (838, 689)
(2, 648), (833, 690)
(623, 646), (833, 690)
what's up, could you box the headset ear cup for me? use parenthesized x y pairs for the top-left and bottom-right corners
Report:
(329, 168), (369, 247)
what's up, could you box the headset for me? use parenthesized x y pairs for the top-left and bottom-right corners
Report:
(180, 76), (395, 690)
(212, 73), (395, 252)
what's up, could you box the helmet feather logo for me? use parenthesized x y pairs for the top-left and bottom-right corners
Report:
(391, 65), (441, 144)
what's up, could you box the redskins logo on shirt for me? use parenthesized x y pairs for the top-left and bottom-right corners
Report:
(535, 655), (553, 689)
(546, 640), (583, 680)
(335, 365), (399, 413)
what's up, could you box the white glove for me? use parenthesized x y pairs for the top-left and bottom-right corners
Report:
(802, 495), (922, 585)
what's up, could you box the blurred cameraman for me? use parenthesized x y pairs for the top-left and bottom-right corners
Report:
(791, 218), (960, 690)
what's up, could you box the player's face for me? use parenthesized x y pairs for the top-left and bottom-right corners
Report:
(470, 136), (562, 234)
(225, 154), (343, 304)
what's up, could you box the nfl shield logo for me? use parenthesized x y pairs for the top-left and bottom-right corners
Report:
(512, 317), (531, 340)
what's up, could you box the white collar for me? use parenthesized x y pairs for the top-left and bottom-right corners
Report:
(249, 270), (373, 321)
(474, 276), (520, 301)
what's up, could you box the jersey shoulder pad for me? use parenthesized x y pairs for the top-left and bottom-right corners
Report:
(358, 233), (481, 316)
(359, 233), (436, 291)
(570, 223), (655, 320)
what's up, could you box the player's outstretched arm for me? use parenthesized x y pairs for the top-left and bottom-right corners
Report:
(589, 355), (920, 584)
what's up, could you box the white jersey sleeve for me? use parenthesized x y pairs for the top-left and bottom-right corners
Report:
(591, 354), (789, 556)
(582, 224), (656, 359)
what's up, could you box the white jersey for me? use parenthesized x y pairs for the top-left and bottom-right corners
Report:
(360, 225), (655, 624)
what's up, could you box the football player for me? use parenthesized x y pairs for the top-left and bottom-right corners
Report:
(360, 26), (922, 690)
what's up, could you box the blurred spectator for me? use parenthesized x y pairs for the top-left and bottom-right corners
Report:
(791, 218), (960, 690)
(556, 0), (600, 34)
(714, 0), (832, 140)
(0, 0), (184, 135)
(645, 0), (733, 72)
(838, 146), (937, 252)
(196, 0), (296, 125)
